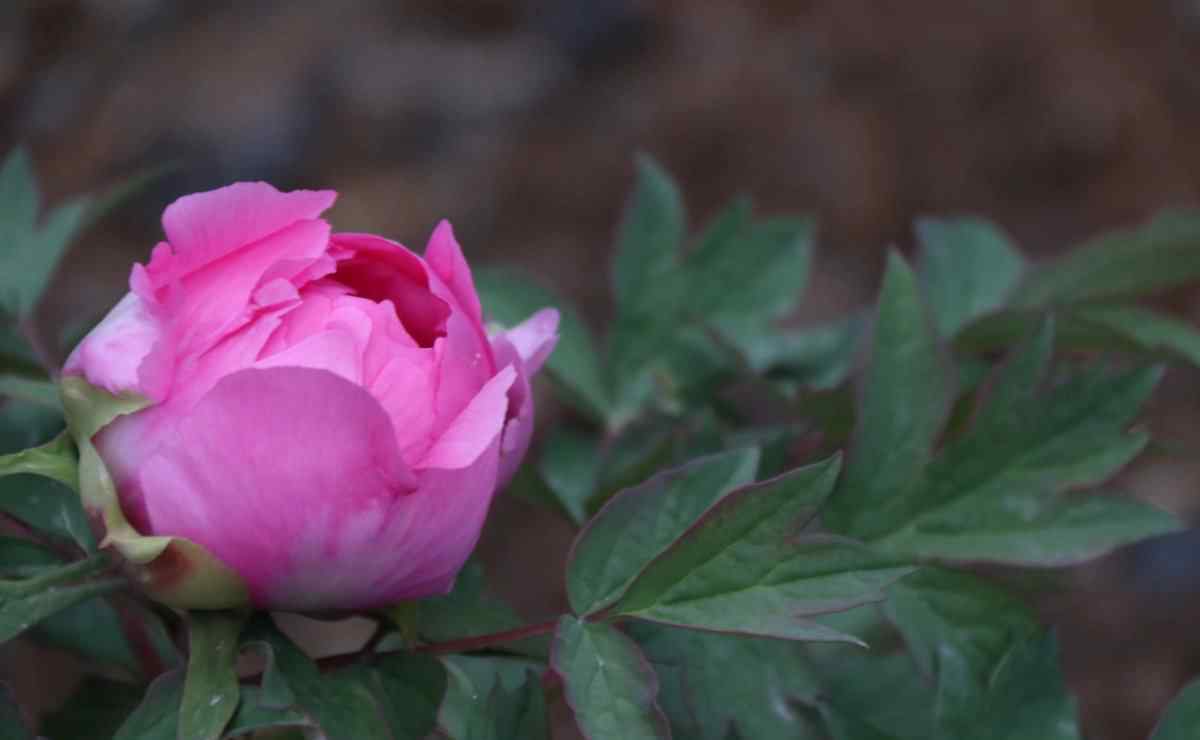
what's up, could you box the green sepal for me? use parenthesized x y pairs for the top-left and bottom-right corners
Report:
(59, 376), (250, 609)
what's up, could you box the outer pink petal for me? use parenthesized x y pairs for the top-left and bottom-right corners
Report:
(366, 433), (503, 602)
(136, 367), (416, 611)
(490, 336), (534, 488)
(419, 365), (516, 470)
(162, 182), (335, 267)
(424, 220), (483, 326)
(501, 308), (559, 376)
(64, 293), (161, 396)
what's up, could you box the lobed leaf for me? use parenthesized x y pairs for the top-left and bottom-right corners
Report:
(612, 454), (912, 642)
(551, 616), (670, 740)
(916, 217), (1026, 337)
(179, 611), (244, 740)
(566, 448), (760, 615)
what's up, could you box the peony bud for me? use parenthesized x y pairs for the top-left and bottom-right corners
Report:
(61, 183), (557, 611)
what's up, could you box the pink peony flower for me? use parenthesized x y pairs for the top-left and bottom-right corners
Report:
(62, 183), (557, 611)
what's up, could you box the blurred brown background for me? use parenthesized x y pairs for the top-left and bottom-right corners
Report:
(4, 1), (1200, 738)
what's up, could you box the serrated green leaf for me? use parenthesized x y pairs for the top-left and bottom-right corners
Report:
(552, 616), (669, 740)
(180, 611), (244, 740)
(613, 455), (912, 642)
(874, 323), (1178, 564)
(567, 448), (761, 615)
(538, 427), (602, 525)
(630, 622), (819, 740)
(0, 555), (124, 643)
(827, 252), (956, 539)
(1150, 676), (1200, 739)
(368, 652), (446, 740)
(916, 217), (1026, 336)
(613, 156), (685, 309)
(114, 669), (185, 740)
(1015, 209), (1200, 307)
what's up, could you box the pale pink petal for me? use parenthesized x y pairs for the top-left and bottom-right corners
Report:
(420, 365), (516, 470)
(424, 220), (483, 325)
(371, 349), (439, 463)
(162, 182), (335, 265)
(255, 329), (363, 386)
(500, 308), (559, 376)
(490, 336), (534, 488)
(64, 293), (161, 396)
(136, 367), (415, 610)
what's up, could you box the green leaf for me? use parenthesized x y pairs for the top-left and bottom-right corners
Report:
(368, 652), (446, 740)
(726, 314), (864, 390)
(566, 448), (761, 615)
(538, 427), (602, 525)
(551, 616), (669, 740)
(686, 216), (813, 322)
(33, 595), (140, 671)
(474, 267), (609, 422)
(805, 645), (937, 740)
(0, 432), (77, 489)
(1150, 676), (1200, 739)
(0, 375), (61, 410)
(613, 454), (912, 642)
(0, 683), (31, 740)
(612, 156), (685, 309)
(180, 612), (244, 740)
(221, 686), (310, 738)
(874, 322), (1179, 564)
(418, 561), (524, 645)
(41, 677), (144, 740)
(958, 305), (1200, 370)
(473, 670), (549, 740)
(916, 217), (1026, 336)
(0, 536), (58, 575)
(0, 555), (124, 643)
(239, 641), (294, 710)
(438, 654), (543, 739)
(114, 669), (185, 740)
(936, 631), (1080, 740)
(249, 623), (389, 740)
(884, 569), (1039, 712)
(827, 252), (956, 539)
(0, 148), (91, 319)
(630, 622), (818, 739)
(1015, 209), (1200, 306)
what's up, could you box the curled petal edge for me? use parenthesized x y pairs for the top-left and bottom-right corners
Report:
(60, 376), (251, 609)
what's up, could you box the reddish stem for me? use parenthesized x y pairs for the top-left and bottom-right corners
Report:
(412, 619), (558, 656)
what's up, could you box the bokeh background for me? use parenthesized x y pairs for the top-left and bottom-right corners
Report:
(4, 2), (1200, 738)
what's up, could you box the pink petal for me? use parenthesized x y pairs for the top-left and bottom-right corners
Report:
(490, 336), (535, 488)
(64, 293), (161, 396)
(420, 364), (516, 470)
(424, 220), (483, 326)
(162, 182), (335, 266)
(136, 367), (415, 611)
(501, 308), (559, 376)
